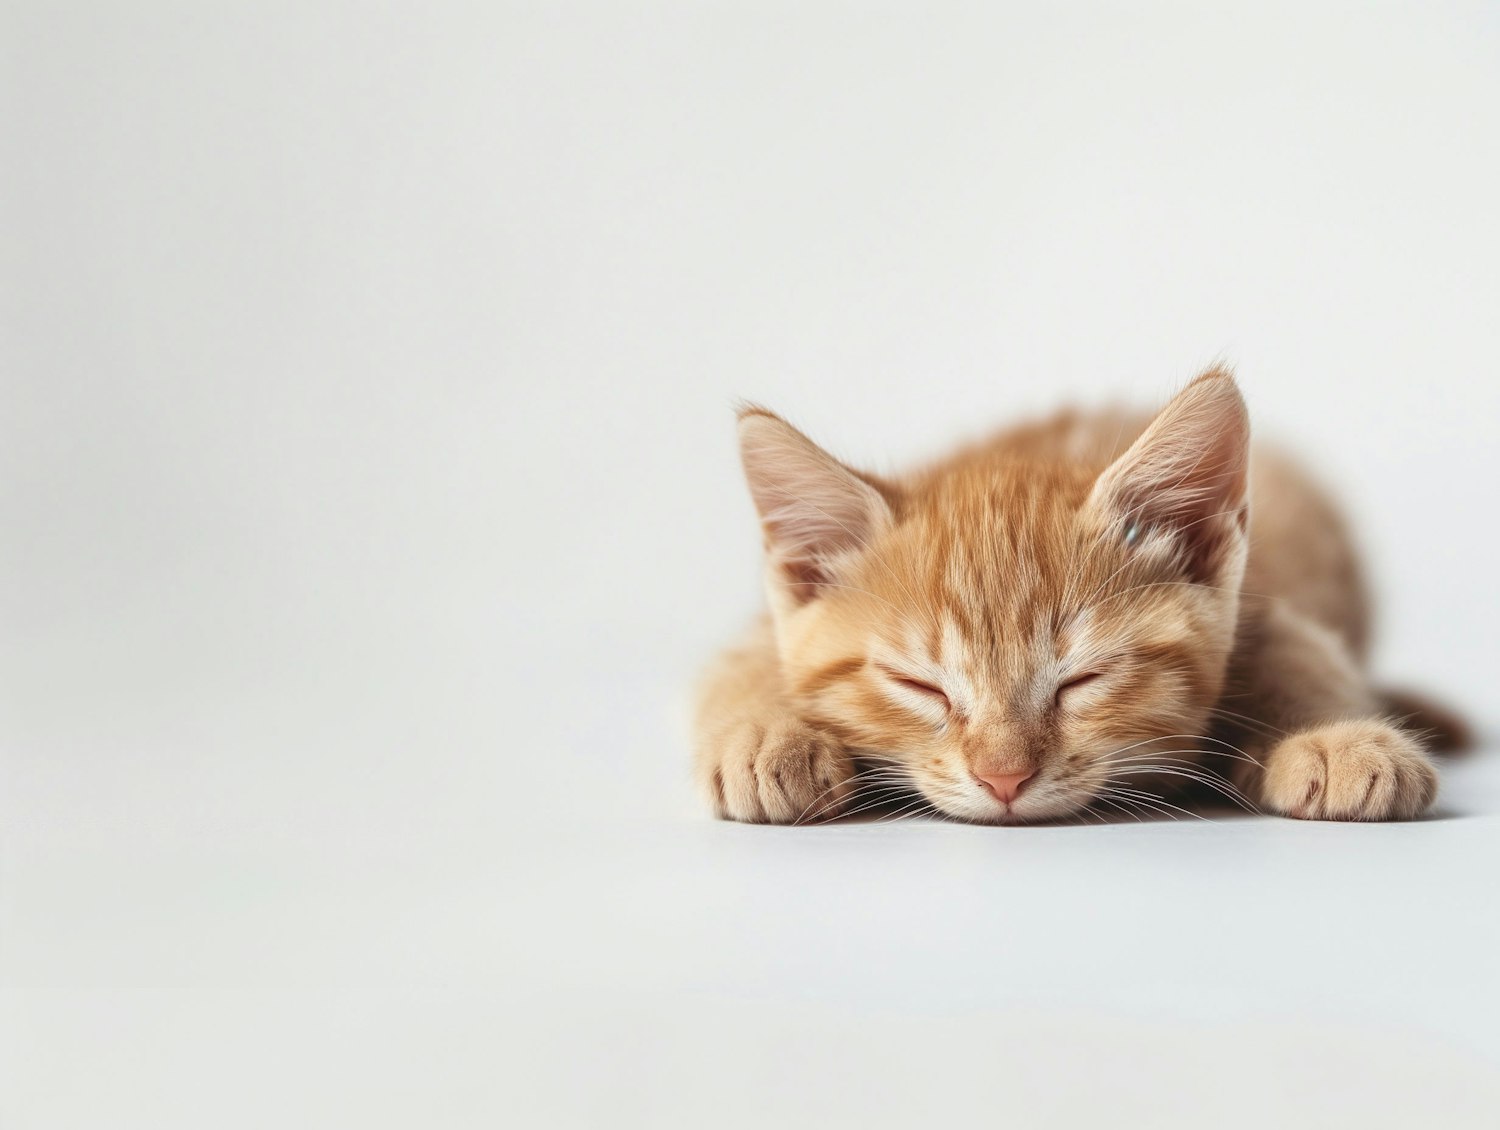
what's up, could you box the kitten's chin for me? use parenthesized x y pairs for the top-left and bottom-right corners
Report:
(926, 787), (1089, 826)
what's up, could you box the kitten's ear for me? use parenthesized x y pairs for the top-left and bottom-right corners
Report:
(1088, 367), (1250, 582)
(737, 407), (892, 598)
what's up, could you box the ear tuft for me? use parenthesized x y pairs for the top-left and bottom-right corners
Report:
(736, 409), (890, 598)
(1089, 368), (1250, 581)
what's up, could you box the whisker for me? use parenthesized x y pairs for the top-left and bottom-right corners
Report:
(1096, 734), (1264, 769)
(1106, 766), (1258, 812)
(1099, 784), (1213, 822)
(1090, 794), (1149, 823)
(1205, 705), (1287, 740)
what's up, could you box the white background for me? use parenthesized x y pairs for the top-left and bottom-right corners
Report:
(4, 3), (1499, 1126)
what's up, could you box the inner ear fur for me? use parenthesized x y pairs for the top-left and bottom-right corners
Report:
(1088, 367), (1250, 581)
(736, 407), (894, 600)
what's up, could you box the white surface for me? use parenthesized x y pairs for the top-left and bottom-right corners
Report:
(5, 3), (1500, 1126)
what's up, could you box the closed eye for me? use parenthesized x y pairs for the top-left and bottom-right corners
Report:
(1055, 671), (1105, 706)
(879, 667), (951, 710)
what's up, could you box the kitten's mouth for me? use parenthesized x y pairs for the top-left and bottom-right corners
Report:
(985, 798), (1080, 825)
(923, 778), (1087, 825)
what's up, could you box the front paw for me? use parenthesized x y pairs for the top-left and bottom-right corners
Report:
(699, 717), (855, 824)
(1261, 720), (1438, 821)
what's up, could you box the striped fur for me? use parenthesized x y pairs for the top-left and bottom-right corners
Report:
(695, 369), (1459, 825)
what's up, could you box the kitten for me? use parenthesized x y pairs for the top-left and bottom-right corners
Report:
(693, 368), (1467, 825)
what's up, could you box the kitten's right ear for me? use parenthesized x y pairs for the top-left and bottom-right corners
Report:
(1088, 367), (1250, 583)
(736, 407), (891, 598)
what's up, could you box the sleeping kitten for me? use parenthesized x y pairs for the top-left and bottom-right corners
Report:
(694, 368), (1466, 824)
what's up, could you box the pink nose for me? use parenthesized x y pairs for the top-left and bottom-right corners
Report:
(976, 771), (1034, 804)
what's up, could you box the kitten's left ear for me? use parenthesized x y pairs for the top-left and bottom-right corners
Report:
(736, 406), (893, 599)
(1088, 367), (1250, 582)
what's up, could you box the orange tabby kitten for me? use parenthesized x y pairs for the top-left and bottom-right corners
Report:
(694, 368), (1466, 824)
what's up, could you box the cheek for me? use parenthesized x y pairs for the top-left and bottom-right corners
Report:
(801, 678), (945, 752)
(1060, 664), (1205, 753)
(905, 738), (993, 812)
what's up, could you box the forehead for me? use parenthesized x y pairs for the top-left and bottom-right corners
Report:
(910, 473), (1109, 605)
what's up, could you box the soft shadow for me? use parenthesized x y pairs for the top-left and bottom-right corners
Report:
(803, 781), (1477, 828)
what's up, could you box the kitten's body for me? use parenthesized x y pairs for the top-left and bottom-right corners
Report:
(695, 370), (1463, 824)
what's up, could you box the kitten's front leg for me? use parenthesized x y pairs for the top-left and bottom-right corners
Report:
(1260, 719), (1436, 820)
(1233, 605), (1438, 821)
(700, 716), (856, 824)
(693, 619), (857, 824)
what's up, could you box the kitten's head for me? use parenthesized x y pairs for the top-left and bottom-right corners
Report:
(738, 370), (1250, 823)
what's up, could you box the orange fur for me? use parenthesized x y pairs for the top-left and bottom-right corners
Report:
(694, 369), (1460, 824)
